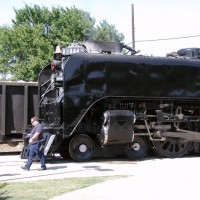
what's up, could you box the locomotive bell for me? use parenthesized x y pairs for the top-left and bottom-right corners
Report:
(54, 45), (62, 60)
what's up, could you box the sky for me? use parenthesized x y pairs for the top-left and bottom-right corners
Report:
(1, 0), (200, 56)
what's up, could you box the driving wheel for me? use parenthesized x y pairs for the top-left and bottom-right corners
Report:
(125, 136), (148, 159)
(153, 138), (191, 158)
(69, 134), (95, 162)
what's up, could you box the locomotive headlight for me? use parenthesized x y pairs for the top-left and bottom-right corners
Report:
(51, 60), (56, 72)
(51, 60), (62, 72)
(51, 60), (63, 82)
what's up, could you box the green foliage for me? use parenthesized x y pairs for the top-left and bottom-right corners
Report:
(0, 182), (7, 189)
(94, 20), (124, 42)
(0, 182), (7, 197)
(9, 23), (54, 81)
(0, 4), (124, 81)
(12, 5), (96, 46)
(0, 26), (13, 80)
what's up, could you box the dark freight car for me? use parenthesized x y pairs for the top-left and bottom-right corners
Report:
(0, 81), (38, 144)
(25, 40), (200, 161)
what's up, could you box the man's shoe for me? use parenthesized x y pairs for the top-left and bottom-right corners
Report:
(21, 166), (30, 171)
(39, 167), (46, 171)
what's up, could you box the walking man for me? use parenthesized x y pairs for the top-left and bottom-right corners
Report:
(21, 116), (46, 171)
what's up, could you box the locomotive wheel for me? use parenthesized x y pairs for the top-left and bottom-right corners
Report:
(125, 136), (147, 159)
(69, 134), (95, 162)
(58, 139), (71, 160)
(153, 138), (191, 158)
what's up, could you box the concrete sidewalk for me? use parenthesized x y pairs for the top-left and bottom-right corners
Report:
(51, 168), (200, 200)
(1, 154), (200, 200)
(0, 154), (137, 182)
(51, 157), (200, 200)
(51, 176), (135, 200)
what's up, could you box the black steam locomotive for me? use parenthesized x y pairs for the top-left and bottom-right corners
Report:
(35, 40), (200, 161)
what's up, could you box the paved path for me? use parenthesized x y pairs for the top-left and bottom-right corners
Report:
(1, 154), (200, 200)
(0, 154), (138, 182)
(51, 156), (200, 200)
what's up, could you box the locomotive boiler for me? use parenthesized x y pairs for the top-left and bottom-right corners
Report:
(26, 40), (200, 161)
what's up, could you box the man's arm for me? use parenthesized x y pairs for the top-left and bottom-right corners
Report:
(29, 131), (40, 143)
(31, 131), (40, 140)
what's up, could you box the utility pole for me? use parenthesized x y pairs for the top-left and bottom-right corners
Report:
(132, 4), (135, 50)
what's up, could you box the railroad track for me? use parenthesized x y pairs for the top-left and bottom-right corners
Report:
(0, 143), (23, 153)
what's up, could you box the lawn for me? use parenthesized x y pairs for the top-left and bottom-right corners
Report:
(0, 175), (127, 200)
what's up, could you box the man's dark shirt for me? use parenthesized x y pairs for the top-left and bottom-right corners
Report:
(30, 123), (43, 143)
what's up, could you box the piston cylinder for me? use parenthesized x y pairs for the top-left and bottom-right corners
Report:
(100, 110), (135, 145)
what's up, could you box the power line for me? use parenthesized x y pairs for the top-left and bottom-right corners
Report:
(135, 34), (200, 43)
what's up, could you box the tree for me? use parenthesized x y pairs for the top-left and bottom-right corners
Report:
(94, 20), (124, 42)
(0, 26), (13, 80)
(8, 23), (53, 81)
(8, 5), (96, 81)
(0, 5), (124, 81)
(12, 5), (96, 46)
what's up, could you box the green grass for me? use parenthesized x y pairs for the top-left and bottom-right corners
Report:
(0, 175), (128, 200)
(0, 182), (7, 189)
